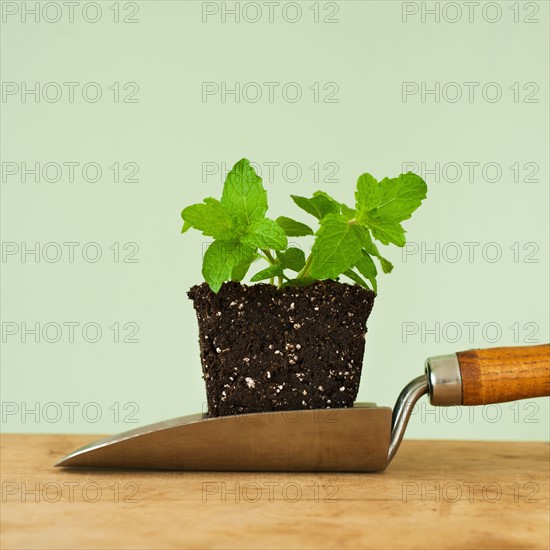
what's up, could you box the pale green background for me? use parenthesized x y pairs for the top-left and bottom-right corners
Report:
(1, 0), (548, 441)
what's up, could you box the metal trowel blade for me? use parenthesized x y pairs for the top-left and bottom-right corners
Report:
(55, 404), (392, 472)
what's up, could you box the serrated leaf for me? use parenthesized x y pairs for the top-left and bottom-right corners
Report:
(356, 173), (380, 214)
(369, 221), (406, 247)
(379, 257), (394, 273)
(359, 173), (427, 247)
(309, 214), (363, 279)
(202, 241), (255, 293)
(313, 191), (341, 207)
(375, 173), (427, 222)
(355, 252), (377, 293)
(359, 226), (380, 256)
(183, 161), (426, 290)
(232, 251), (260, 282)
(291, 192), (340, 220)
(277, 247), (306, 272)
(241, 218), (288, 250)
(181, 198), (237, 239)
(359, 228), (393, 274)
(344, 269), (370, 289)
(250, 264), (284, 282)
(283, 276), (316, 287)
(221, 158), (268, 225)
(340, 203), (356, 221)
(276, 216), (314, 237)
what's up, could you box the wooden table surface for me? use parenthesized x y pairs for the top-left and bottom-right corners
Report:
(1, 435), (548, 550)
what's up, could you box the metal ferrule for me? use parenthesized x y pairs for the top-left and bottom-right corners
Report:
(425, 354), (463, 406)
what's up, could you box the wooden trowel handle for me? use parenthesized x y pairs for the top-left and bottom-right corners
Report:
(457, 344), (550, 405)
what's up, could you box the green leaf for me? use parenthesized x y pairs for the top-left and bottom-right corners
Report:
(358, 173), (427, 247)
(291, 192), (340, 220)
(202, 241), (256, 293)
(355, 252), (378, 293)
(375, 173), (428, 222)
(309, 214), (364, 279)
(250, 264), (284, 282)
(379, 256), (394, 274)
(343, 269), (370, 289)
(276, 216), (314, 237)
(232, 251), (259, 282)
(182, 161), (427, 291)
(340, 203), (356, 221)
(283, 276), (316, 287)
(181, 198), (237, 239)
(356, 173), (380, 214)
(241, 218), (288, 250)
(313, 191), (341, 208)
(369, 221), (406, 247)
(359, 228), (393, 274)
(221, 158), (268, 225)
(277, 247), (306, 272)
(359, 226), (380, 256)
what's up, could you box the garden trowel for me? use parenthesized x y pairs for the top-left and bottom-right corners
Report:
(55, 344), (549, 472)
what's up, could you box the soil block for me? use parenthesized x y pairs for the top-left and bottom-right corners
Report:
(188, 280), (375, 417)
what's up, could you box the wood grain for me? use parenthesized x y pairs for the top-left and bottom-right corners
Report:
(1, 434), (549, 549)
(457, 344), (550, 405)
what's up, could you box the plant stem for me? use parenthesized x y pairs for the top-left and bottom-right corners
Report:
(261, 248), (279, 287)
(261, 249), (277, 265)
(296, 253), (314, 280)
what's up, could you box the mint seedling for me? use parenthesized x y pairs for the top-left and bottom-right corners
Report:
(181, 158), (427, 293)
